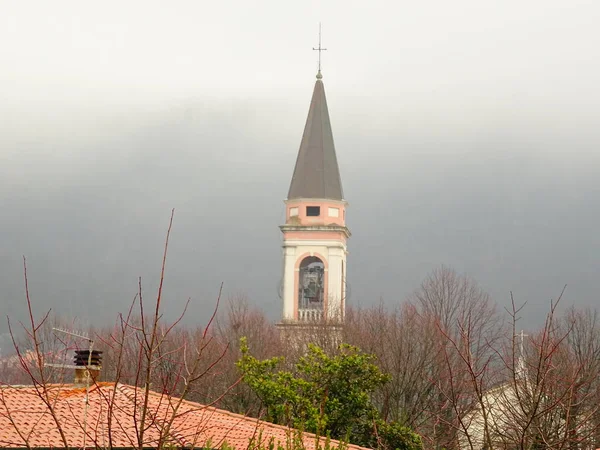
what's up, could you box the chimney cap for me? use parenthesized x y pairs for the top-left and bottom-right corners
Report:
(73, 349), (103, 367)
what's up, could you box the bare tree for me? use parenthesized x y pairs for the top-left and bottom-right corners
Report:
(562, 306), (600, 449)
(344, 303), (437, 430)
(1, 210), (236, 449)
(451, 289), (600, 450)
(206, 295), (281, 415)
(406, 266), (502, 449)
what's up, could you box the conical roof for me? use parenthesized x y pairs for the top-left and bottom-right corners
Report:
(287, 74), (344, 200)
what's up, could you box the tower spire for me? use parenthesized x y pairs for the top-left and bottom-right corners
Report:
(278, 42), (349, 332)
(312, 23), (327, 79)
(287, 70), (344, 201)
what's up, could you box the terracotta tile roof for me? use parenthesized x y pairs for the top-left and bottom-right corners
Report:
(0, 382), (369, 449)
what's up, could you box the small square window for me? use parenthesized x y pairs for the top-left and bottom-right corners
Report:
(306, 206), (320, 217)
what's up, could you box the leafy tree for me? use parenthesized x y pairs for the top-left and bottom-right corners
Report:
(374, 420), (424, 450)
(237, 338), (422, 450)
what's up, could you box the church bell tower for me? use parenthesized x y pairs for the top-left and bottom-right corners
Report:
(279, 67), (350, 326)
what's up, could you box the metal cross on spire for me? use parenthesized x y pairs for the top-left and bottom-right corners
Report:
(313, 23), (327, 78)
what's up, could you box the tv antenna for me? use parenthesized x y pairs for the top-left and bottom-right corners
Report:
(46, 327), (95, 369)
(45, 327), (100, 449)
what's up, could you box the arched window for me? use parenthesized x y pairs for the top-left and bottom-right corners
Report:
(298, 256), (324, 312)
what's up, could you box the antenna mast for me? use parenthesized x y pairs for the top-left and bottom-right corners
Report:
(47, 327), (100, 449)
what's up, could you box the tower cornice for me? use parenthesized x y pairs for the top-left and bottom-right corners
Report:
(284, 198), (348, 206)
(279, 224), (351, 239)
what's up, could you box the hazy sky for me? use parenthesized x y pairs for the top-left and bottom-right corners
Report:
(1, 1), (599, 342)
